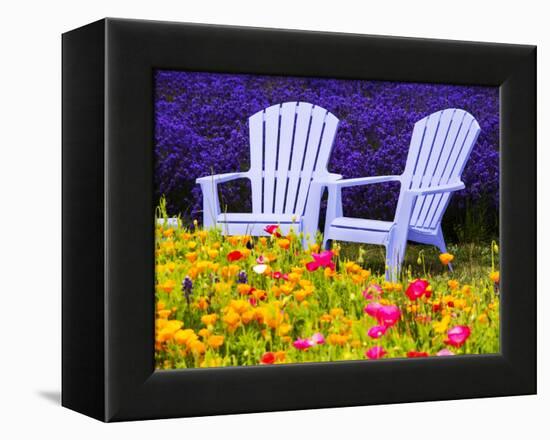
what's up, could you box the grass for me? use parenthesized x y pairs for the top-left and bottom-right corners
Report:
(340, 241), (498, 281)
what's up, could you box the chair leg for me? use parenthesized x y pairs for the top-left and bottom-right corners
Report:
(385, 244), (403, 281)
(384, 245), (392, 281)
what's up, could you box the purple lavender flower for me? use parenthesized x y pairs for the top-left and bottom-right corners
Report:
(182, 276), (193, 305)
(237, 270), (248, 284)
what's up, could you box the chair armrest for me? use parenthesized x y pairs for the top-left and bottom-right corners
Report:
(326, 175), (401, 189)
(406, 181), (465, 196)
(196, 172), (249, 185)
(310, 173), (343, 186)
(327, 173), (343, 181)
(196, 172), (248, 228)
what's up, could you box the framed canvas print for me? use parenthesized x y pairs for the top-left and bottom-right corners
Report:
(62, 18), (536, 421)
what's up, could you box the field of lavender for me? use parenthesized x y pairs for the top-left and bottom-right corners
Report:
(154, 70), (499, 240)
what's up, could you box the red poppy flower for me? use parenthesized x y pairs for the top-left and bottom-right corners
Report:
(227, 250), (243, 262)
(406, 351), (429, 358)
(261, 352), (276, 364)
(264, 225), (281, 237)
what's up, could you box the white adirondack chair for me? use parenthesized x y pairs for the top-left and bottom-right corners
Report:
(318, 108), (481, 279)
(196, 102), (341, 244)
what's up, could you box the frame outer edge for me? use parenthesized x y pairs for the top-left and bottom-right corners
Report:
(62, 18), (107, 421)
(99, 18), (537, 421)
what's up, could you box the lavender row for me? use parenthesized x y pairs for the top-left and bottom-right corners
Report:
(154, 71), (499, 233)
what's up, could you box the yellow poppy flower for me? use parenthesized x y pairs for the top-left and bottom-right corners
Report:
(327, 333), (349, 346)
(280, 283), (294, 296)
(278, 239), (291, 250)
(189, 340), (206, 355)
(432, 315), (451, 333)
(477, 313), (489, 324)
(198, 328), (211, 338)
(208, 249), (219, 259)
(157, 309), (172, 319)
(237, 284), (252, 295)
(439, 253), (454, 265)
(201, 313), (218, 326)
(207, 335), (225, 349)
(195, 297), (209, 311)
(222, 310), (241, 331)
(448, 279), (459, 290)
(158, 279), (176, 293)
(309, 243), (320, 253)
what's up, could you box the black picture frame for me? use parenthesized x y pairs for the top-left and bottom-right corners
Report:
(62, 18), (536, 422)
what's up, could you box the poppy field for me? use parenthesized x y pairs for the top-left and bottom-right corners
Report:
(155, 209), (500, 369)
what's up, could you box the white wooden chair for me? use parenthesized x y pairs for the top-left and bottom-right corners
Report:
(318, 109), (481, 279)
(196, 102), (341, 245)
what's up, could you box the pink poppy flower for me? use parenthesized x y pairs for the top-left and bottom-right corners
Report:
(436, 348), (455, 356)
(366, 346), (387, 359)
(305, 250), (335, 272)
(364, 302), (383, 318)
(271, 271), (283, 279)
(405, 279), (430, 300)
(444, 325), (471, 347)
(377, 305), (401, 327)
(310, 332), (325, 345)
(256, 255), (267, 264)
(367, 325), (387, 339)
(363, 284), (383, 300)
(293, 338), (315, 350)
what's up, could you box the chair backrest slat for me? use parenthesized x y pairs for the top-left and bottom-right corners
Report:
(263, 105), (280, 213)
(273, 102), (298, 213)
(294, 106), (332, 216)
(249, 111), (265, 213)
(284, 103), (315, 213)
(396, 108), (481, 230)
(415, 110), (467, 228)
(248, 102), (339, 215)
(426, 118), (480, 229)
